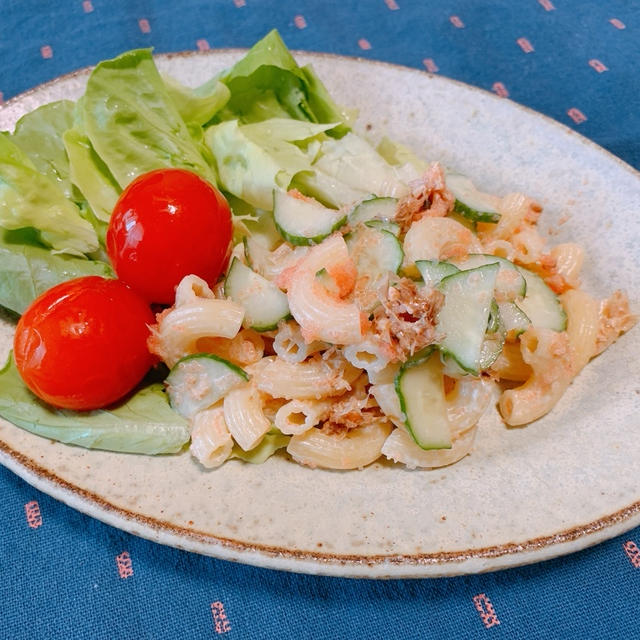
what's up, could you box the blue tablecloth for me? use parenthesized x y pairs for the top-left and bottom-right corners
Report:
(1, 2), (639, 638)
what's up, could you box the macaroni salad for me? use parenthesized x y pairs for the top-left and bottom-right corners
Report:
(0, 31), (635, 467)
(151, 166), (636, 470)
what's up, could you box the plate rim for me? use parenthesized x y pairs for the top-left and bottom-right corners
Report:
(3, 437), (640, 578)
(1, 49), (639, 578)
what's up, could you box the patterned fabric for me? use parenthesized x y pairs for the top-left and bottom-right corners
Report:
(0, 1), (638, 638)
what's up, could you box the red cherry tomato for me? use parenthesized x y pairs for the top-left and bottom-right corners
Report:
(13, 276), (156, 411)
(106, 168), (232, 304)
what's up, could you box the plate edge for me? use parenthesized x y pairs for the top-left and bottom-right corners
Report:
(2, 439), (640, 578)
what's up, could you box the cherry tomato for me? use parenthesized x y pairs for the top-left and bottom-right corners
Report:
(13, 276), (156, 411)
(106, 168), (232, 304)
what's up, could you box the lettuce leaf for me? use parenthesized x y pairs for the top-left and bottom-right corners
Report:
(206, 117), (369, 210)
(0, 354), (189, 455)
(0, 228), (113, 314)
(0, 134), (99, 255)
(11, 100), (76, 199)
(313, 132), (409, 198)
(205, 119), (318, 209)
(217, 30), (351, 134)
(82, 49), (217, 189)
(376, 136), (428, 173)
(376, 136), (429, 183)
(63, 128), (121, 222)
(299, 65), (356, 136)
(240, 118), (338, 146)
(163, 74), (230, 127)
(231, 429), (290, 464)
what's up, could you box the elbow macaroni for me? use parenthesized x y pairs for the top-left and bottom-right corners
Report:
(147, 168), (635, 471)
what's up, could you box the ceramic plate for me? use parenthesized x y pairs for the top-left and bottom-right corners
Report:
(1, 52), (638, 578)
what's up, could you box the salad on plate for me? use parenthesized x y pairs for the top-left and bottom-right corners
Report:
(0, 30), (635, 471)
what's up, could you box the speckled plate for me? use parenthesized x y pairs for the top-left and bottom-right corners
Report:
(0, 52), (638, 578)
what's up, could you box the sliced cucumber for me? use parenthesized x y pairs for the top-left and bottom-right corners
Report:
(291, 170), (369, 209)
(166, 354), (248, 419)
(346, 224), (403, 311)
(486, 300), (501, 334)
(479, 305), (506, 369)
(243, 235), (269, 273)
(415, 260), (460, 288)
(273, 189), (346, 246)
(448, 210), (477, 233)
(349, 196), (398, 225)
(453, 255), (565, 331)
(240, 211), (281, 251)
(446, 173), (501, 223)
(478, 331), (505, 370)
(497, 301), (530, 337)
(224, 258), (290, 331)
(516, 267), (567, 331)
(347, 224), (403, 276)
(394, 348), (451, 450)
(436, 263), (500, 375)
(364, 219), (401, 236)
(453, 254), (526, 301)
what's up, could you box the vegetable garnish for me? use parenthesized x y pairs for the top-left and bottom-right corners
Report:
(106, 168), (232, 304)
(13, 276), (155, 411)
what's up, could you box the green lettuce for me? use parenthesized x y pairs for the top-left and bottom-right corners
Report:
(231, 429), (290, 464)
(0, 134), (99, 255)
(299, 65), (356, 136)
(11, 100), (76, 199)
(240, 118), (337, 148)
(313, 132), (408, 197)
(0, 228), (113, 314)
(0, 354), (189, 455)
(205, 120), (283, 209)
(82, 49), (217, 188)
(63, 128), (121, 222)
(205, 118), (339, 209)
(376, 136), (429, 174)
(217, 29), (352, 134)
(163, 74), (230, 127)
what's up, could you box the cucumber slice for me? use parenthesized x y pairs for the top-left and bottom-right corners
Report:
(516, 266), (567, 331)
(497, 301), (531, 337)
(273, 189), (347, 246)
(224, 258), (290, 331)
(364, 219), (401, 236)
(240, 211), (281, 251)
(415, 260), (460, 287)
(478, 331), (505, 370)
(453, 254), (526, 301)
(454, 255), (564, 331)
(243, 235), (269, 273)
(291, 170), (369, 209)
(486, 300), (501, 334)
(448, 210), (477, 232)
(347, 225), (403, 276)
(346, 224), (403, 311)
(479, 305), (506, 369)
(349, 196), (398, 225)
(166, 354), (248, 419)
(394, 348), (451, 450)
(446, 173), (501, 223)
(436, 263), (500, 375)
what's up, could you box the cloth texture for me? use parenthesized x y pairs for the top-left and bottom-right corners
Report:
(1, 1), (639, 638)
